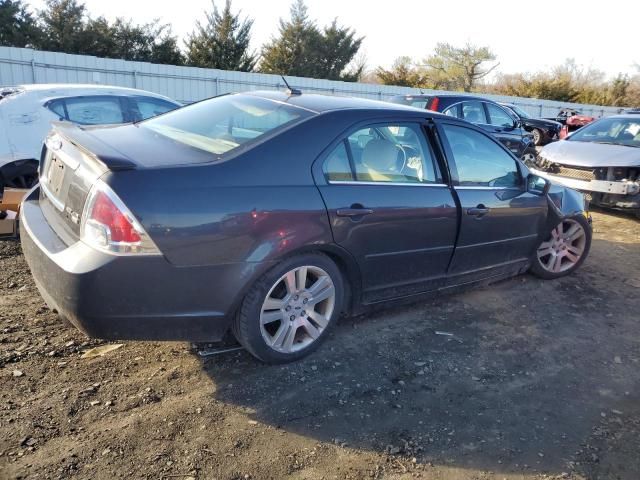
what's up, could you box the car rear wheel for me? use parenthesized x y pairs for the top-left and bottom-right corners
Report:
(232, 253), (344, 363)
(532, 128), (543, 146)
(530, 215), (591, 279)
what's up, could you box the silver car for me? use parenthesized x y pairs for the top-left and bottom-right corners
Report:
(531, 114), (640, 217)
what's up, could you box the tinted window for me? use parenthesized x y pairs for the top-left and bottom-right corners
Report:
(323, 141), (352, 181)
(410, 100), (428, 109)
(486, 103), (515, 127)
(132, 97), (177, 121)
(442, 124), (520, 187)
(142, 94), (310, 155)
(461, 101), (487, 124)
(327, 123), (439, 184)
(47, 100), (66, 118)
(64, 96), (125, 125)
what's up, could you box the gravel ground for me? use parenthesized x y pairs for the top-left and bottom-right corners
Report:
(1, 209), (639, 480)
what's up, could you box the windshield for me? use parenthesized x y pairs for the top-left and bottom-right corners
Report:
(568, 117), (640, 147)
(141, 94), (311, 155)
(509, 105), (531, 119)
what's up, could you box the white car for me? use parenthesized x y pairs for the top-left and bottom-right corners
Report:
(0, 84), (180, 189)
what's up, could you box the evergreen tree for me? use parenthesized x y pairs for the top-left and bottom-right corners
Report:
(186, 0), (255, 71)
(260, 0), (362, 81)
(38, 0), (87, 53)
(0, 0), (41, 48)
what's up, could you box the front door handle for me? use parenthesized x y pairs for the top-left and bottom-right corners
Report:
(336, 207), (374, 217)
(467, 206), (490, 217)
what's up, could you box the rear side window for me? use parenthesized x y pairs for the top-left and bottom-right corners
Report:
(62, 96), (125, 125)
(442, 124), (520, 187)
(461, 101), (488, 124)
(131, 97), (177, 121)
(324, 123), (440, 184)
(142, 95), (310, 156)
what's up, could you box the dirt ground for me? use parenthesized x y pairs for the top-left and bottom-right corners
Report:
(1, 209), (639, 480)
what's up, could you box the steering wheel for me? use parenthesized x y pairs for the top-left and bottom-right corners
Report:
(392, 144), (408, 173)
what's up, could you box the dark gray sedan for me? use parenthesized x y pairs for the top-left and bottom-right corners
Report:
(21, 91), (592, 363)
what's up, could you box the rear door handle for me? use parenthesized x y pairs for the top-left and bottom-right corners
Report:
(467, 206), (490, 216)
(336, 207), (374, 217)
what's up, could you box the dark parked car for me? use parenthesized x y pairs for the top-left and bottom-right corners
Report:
(389, 94), (538, 164)
(21, 91), (592, 363)
(500, 103), (563, 146)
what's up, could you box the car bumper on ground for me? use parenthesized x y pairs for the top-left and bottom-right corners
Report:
(20, 188), (264, 342)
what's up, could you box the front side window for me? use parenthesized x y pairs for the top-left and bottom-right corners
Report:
(142, 94), (310, 156)
(442, 124), (520, 187)
(461, 101), (488, 124)
(486, 103), (515, 127)
(63, 96), (125, 125)
(324, 123), (440, 184)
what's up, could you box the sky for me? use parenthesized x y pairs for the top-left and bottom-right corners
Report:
(28, 0), (640, 78)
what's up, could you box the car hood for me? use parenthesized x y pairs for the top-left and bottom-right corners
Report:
(539, 140), (640, 167)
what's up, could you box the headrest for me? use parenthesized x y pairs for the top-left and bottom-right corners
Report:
(362, 139), (398, 172)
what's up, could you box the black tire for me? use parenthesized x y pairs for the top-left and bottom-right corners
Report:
(532, 128), (543, 146)
(232, 252), (344, 363)
(529, 215), (592, 280)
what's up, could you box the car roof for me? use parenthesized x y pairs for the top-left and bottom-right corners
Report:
(393, 93), (491, 102)
(246, 90), (432, 115)
(5, 83), (179, 104)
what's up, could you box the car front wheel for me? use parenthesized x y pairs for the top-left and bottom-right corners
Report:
(530, 215), (591, 279)
(532, 128), (543, 146)
(232, 253), (344, 363)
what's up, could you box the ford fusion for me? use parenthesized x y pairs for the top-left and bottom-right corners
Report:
(21, 91), (592, 363)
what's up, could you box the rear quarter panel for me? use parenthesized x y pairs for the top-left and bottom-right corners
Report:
(104, 112), (370, 268)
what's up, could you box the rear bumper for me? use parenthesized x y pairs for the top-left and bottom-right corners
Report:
(20, 188), (266, 342)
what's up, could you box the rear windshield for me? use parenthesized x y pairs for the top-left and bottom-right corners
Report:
(141, 94), (310, 155)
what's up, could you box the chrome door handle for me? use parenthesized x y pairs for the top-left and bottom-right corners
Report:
(336, 207), (374, 217)
(467, 207), (489, 216)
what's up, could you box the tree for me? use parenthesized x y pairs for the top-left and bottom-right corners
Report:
(376, 56), (426, 87)
(186, 0), (255, 71)
(421, 42), (498, 92)
(38, 0), (87, 53)
(0, 0), (41, 47)
(260, 0), (363, 81)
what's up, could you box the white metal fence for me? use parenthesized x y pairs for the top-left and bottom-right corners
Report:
(0, 46), (622, 118)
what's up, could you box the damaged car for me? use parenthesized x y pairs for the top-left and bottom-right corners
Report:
(0, 83), (180, 236)
(532, 114), (640, 217)
(21, 91), (591, 363)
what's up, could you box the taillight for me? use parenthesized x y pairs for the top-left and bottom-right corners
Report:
(80, 180), (160, 255)
(429, 97), (440, 111)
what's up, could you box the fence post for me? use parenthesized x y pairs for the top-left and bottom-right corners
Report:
(132, 70), (137, 88)
(30, 59), (36, 83)
(539, 104), (543, 116)
(215, 77), (219, 96)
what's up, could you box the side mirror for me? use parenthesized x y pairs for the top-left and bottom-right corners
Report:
(527, 174), (550, 196)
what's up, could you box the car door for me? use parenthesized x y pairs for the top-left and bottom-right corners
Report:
(314, 120), (458, 304)
(484, 102), (525, 157)
(435, 120), (548, 277)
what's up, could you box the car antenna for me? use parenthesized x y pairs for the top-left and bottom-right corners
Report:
(281, 76), (302, 96)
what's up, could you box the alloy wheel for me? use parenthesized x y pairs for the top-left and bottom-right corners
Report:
(532, 129), (541, 145)
(536, 219), (587, 273)
(259, 265), (336, 353)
